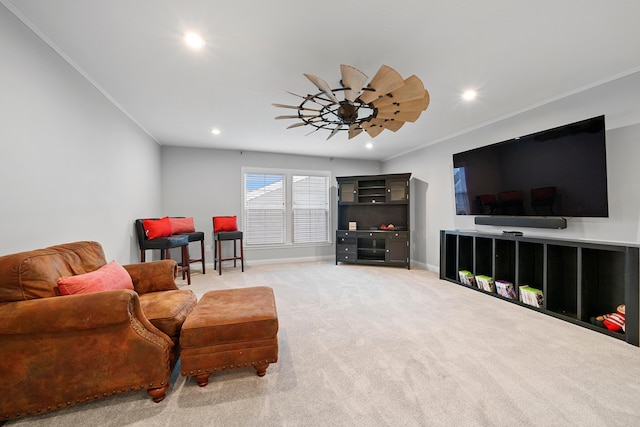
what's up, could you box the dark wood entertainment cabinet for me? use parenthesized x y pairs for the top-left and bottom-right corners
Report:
(336, 173), (411, 269)
(440, 230), (639, 345)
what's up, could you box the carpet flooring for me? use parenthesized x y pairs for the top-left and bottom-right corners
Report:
(9, 261), (640, 426)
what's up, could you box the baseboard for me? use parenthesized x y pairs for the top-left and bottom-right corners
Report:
(474, 216), (567, 229)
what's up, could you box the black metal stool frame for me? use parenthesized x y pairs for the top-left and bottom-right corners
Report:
(213, 230), (244, 275)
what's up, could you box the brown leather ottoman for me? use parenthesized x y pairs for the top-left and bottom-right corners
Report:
(180, 286), (278, 387)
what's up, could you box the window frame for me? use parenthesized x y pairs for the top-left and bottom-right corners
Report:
(242, 167), (332, 248)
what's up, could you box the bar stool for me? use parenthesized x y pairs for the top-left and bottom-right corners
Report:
(169, 217), (206, 274)
(212, 216), (244, 275)
(135, 219), (191, 284)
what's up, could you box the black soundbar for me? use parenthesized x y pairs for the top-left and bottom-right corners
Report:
(474, 216), (567, 229)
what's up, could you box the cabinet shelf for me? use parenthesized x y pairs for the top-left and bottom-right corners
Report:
(440, 230), (639, 346)
(337, 173), (411, 269)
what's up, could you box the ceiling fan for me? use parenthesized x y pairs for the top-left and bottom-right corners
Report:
(273, 64), (430, 140)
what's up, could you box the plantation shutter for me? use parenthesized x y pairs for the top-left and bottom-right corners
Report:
(244, 173), (285, 245)
(292, 175), (329, 243)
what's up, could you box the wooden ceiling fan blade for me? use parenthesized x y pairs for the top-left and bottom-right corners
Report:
(282, 89), (333, 106)
(326, 125), (343, 140)
(375, 105), (399, 119)
(272, 103), (322, 112)
(364, 126), (385, 138)
(358, 65), (405, 104)
(286, 122), (308, 129)
(369, 118), (405, 132)
(361, 121), (385, 138)
(304, 127), (322, 137)
(379, 109), (423, 122)
(348, 124), (363, 139)
(398, 90), (430, 111)
(376, 94), (428, 121)
(282, 89), (312, 100)
(340, 64), (368, 102)
(304, 73), (339, 103)
(382, 120), (405, 132)
(372, 75), (426, 108)
(272, 103), (299, 109)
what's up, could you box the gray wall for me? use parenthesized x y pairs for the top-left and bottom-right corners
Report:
(0, 5), (161, 262)
(160, 146), (381, 264)
(4, 0), (640, 273)
(384, 71), (640, 271)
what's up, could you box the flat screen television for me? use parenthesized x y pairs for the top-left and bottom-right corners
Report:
(453, 115), (608, 218)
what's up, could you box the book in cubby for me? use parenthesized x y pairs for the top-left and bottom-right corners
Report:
(476, 275), (495, 292)
(496, 280), (516, 299)
(519, 285), (544, 308)
(458, 270), (475, 286)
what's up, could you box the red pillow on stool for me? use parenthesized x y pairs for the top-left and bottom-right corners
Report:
(213, 216), (238, 232)
(169, 217), (195, 234)
(143, 217), (172, 239)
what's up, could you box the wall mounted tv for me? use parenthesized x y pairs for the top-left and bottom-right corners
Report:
(453, 115), (608, 218)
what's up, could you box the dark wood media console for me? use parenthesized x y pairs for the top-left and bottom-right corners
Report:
(440, 230), (639, 345)
(336, 173), (411, 269)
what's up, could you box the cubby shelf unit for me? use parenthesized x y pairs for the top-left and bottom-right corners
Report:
(440, 230), (639, 346)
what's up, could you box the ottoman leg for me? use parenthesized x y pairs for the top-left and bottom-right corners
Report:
(195, 373), (211, 387)
(254, 363), (270, 377)
(147, 383), (169, 403)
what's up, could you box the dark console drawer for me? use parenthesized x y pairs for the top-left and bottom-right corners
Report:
(337, 236), (356, 245)
(336, 252), (357, 262)
(337, 244), (357, 255)
(337, 230), (356, 238)
(388, 231), (408, 240)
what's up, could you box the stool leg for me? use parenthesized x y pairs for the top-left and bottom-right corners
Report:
(233, 239), (237, 268)
(240, 237), (244, 272)
(217, 239), (222, 275)
(182, 245), (191, 285)
(214, 235), (218, 271)
(200, 239), (206, 274)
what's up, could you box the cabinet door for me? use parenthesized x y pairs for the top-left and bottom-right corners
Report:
(387, 232), (408, 264)
(339, 181), (356, 203)
(387, 179), (408, 202)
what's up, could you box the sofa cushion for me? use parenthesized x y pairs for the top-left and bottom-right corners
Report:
(180, 287), (279, 347)
(57, 261), (134, 295)
(0, 241), (107, 303)
(139, 289), (197, 339)
(143, 217), (172, 239)
(169, 217), (196, 234)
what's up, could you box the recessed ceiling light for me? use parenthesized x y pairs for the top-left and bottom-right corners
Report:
(462, 89), (477, 101)
(366, 142), (373, 149)
(210, 128), (221, 135)
(184, 32), (205, 50)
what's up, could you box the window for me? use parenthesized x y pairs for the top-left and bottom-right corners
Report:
(243, 168), (330, 246)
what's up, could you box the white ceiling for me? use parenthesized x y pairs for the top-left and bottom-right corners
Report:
(4, 0), (640, 161)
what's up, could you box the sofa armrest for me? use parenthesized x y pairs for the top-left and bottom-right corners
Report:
(123, 260), (179, 294)
(0, 289), (169, 338)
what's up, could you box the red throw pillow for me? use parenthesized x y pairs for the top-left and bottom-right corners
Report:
(169, 217), (195, 234)
(57, 261), (134, 295)
(213, 215), (238, 232)
(143, 217), (172, 239)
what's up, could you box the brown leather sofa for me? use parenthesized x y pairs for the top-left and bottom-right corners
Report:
(0, 241), (197, 422)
